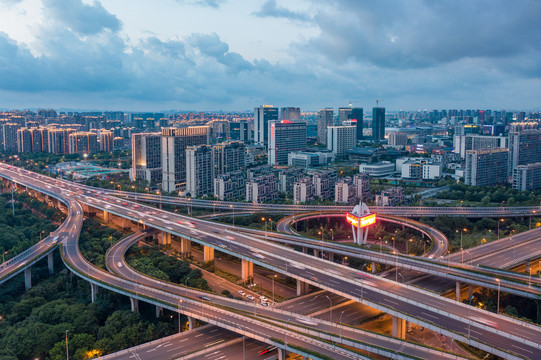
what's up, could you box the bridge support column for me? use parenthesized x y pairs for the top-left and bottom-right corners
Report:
(130, 298), (139, 313)
(302, 247), (307, 254)
(328, 252), (334, 262)
(48, 252), (54, 275)
(455, 281), (461, 301)
(203, 246), (214, 263)
(180, 237), (192, 257)
(91, 283), (99, 303)
(537, 300), (541, 323)
(468, 285), (473, 299)
(155, 306), (163, 318)
(188, 317), (195, 330)
(103, 210), (110, 223)
(277, 348), (286, 360)
(159, 231), (172, 247)
(313, 249), (319, 258)
(296, 280), (310, 296)
(526, 261), (531, 275)
(372, 261), (377, 274)
(24, 267), (32, 290)
(392, 316), (406, 339)
(241, 259), (253, 282)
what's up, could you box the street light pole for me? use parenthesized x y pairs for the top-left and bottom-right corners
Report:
(178, 299), (182, 333)
(65, 329), (69, 360)
(237, 325), (245, 360)
(272, 275), (276, 303)
(468, 295), (475, 339)
(496, 279), (500, 314)
(339, 310), (345, 342)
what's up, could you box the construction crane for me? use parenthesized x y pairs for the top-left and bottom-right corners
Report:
(348, 100), (358, 107)
(376, 99), (384, 107)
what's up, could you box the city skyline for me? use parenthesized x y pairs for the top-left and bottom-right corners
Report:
(0, 0), (540, 111)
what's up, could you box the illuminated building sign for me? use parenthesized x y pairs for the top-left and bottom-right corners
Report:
(346, 212), (376, 228)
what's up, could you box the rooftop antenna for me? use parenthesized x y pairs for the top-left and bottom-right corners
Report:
(348, 100), (357, 107)
(376, 99), (384, 107)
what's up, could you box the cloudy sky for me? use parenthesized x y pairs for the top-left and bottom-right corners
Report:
(0, 0), (540, 112)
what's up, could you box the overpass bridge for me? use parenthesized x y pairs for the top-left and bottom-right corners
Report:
(1, 165), (540, 359)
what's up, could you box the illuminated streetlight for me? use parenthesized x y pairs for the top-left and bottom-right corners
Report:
(83, 153), (88, 173)
(496, 278), (500, 314)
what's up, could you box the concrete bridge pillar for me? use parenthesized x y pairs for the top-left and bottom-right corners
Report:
(103, 210), (110, 223)
(392, 316), (406, 339)
(159, 231), (172, 246)
(180, 237), (192, 257)
(277, 348), (286, 360)
(91, 283), (99, 303)
(302, 247), (307, 254)
(468, 285), (473, 299)
(455, 281), (461, 301)
(526, 261), (531, 275)
(130, 298), (139, 313)
(241, 259), (254, 282)
(155, 306), (163, 318)
(203, 246), (215, 263)
(328, 252), (334, 262)
(372, 261), (377, 274)
(313, 249), (320, 258)
(48, 252), (54, 275)
(24, 267), (32, 290)
(188, 316), (195, 330)
(296, 280), (310, 296)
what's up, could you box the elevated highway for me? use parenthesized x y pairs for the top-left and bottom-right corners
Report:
(1, 165), (540, 359)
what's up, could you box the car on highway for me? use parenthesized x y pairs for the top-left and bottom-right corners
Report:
(237, 290), (245, 296)
(200, 295), (212, 301)
(252, 252), (265, 259)
(259, 296), (267, 302)
(246, 295), (255, 301)
(117, 262), (123, 268)
(295, 317), (318, 326)
(219, 243), (227, 249)
(260, 302), (269, 307)
(258, 346), (276, 355)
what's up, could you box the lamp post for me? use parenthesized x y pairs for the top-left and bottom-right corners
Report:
(531, 211), (536, 230)
(230, 204), (235, 226)
(496, 278), (500, 314)
(156, 191), (162, 210)
(65, 329), (69, 360)
(40, 230), (45, 242)
(178, 299), (182, 333)
(330, 228), (334, 241)
(316, 295), (332, 323)
(2, 251), (7, 263)
(398, 272), (405, 284)
(468, 295), (475, 339)
(498, 219), (504, 240)
(272, 274), (277, 303)
(285, 318), (291, 350)
(339, 310), (345, 342)
(459, 228), (467, 263)
(83, 153), (88, 173)
(262, 217), (267, 239)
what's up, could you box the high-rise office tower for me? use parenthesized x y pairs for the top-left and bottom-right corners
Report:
(508, 129), (541, 175)
(68, 132), (98, 154)
(465, 148), (509, 186)
(161, 127), (210, 192)
(228, 120), (251, 142)
(351, 108), (363, 141)
(327, 126), (356, 155)
(99, 130), (114, 152)
(131, 132), (162, 185)
(186, 144), (213, 197)
(280, 107), (301, 122)
(338, 108), (352, 124)
(48, 128), (75, 154)
(212, 141), (246, 175)
(2, 123), (21, 152)
(268, 121), (307, 165)
(512, 163), (541, 191)
(254, 105), (278, 147)
(317, 108), (334, 144)
(372, 107), (385, 141)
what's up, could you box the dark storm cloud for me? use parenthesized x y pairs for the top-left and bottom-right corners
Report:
(254, 0), (311, 22)
(307, 0), (541, 73)
(43, 0), (121, 35)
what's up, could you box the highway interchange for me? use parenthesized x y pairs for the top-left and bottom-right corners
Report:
(1, 164), (540, 359)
